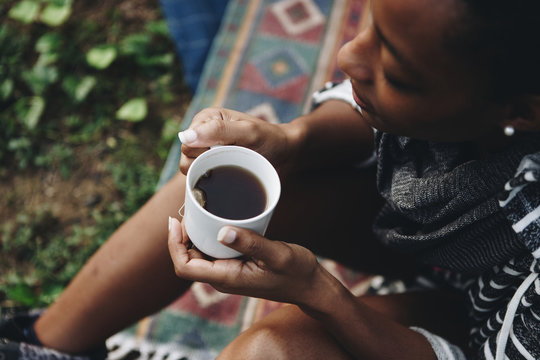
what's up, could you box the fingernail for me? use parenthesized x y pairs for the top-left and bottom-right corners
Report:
(178, 129), (197, 144)
(168, 216), (172, 231)
(217, 227), (236, 244)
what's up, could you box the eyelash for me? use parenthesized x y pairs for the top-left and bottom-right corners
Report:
(384, 73), (411, 92)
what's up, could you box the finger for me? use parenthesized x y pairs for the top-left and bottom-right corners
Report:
(187, 248), (205, 260)
(179, 144), (211, 174)
(217, 226), (291, 269)
(168, 217), (190, 266)
(180, 220), (191, 245)
(178, 108), (258, 148)
(168, 217), (212, 279)
(181, 144), (208, 159)
(179, 154), (195, 175)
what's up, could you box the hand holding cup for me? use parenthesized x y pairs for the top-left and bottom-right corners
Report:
(178, 107), (295, 176)
(183, 145), (281, 258)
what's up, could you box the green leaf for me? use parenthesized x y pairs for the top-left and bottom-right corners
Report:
(8, 137), (31, 151)
(74, 76), (96, 102)
(116, 98), (147, 122)
(61, 75), (77, 97)
(40, 2), (71, 26)
(136, 53), (174, 67)
(23, 96), (46, 129)
(145, 20), (169, 36)
(1, 78), (14, 100)
(36, 52), (59, 67)
(22, 65), (59, 94)
(38, 283), (64, 305)
(4, 283), (36, 306)
(35, 32), (62, 53)
(62, 75), (96, 103)
(8, 0), (40, 24)
(86, 45), (117, 69)
(119, 33), (152, 56)
(47, 0), (71, 6)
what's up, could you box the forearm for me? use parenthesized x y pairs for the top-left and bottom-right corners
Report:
(281, 99), (374, 172)
(299, 266), (437, 360)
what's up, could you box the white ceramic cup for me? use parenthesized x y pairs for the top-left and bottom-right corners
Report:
(184, 146), (281, 258)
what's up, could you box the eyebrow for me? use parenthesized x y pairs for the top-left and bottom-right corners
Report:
(373, 22), (422, 78)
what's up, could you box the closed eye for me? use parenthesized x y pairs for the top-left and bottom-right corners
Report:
(384, 73), (423, 94)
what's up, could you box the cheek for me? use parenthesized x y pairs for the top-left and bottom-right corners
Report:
(374, 86), (424, 128)
(373, 85), (455, 138)
(375, 89), (497, 141)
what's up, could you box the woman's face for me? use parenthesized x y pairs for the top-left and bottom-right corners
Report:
(338, 0), (505, 142)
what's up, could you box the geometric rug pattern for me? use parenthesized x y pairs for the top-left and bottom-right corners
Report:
(111, 0), (370, 359)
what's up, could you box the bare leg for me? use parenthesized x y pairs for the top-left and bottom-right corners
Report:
(218, 290), (469, 360)
(35, 172), (191, 353)
(34, 166), (415, 353)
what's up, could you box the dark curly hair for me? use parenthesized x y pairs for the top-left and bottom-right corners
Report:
(452, 0), (540, 99)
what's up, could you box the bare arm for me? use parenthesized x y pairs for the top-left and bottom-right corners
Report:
(169, 221), (438, 360)
(300, 265), (437, 360)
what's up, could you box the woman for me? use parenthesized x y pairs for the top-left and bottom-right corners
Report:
(170, 0), (540, 358)
(2, 0), (539, 358)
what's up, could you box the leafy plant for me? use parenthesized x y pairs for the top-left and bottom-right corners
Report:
(8, 0), (40, 24)
(0, 0), (188, 307)
(116, 97), (148, 122)
(40, 1), (72, 27)
(86, 45), (117, 69)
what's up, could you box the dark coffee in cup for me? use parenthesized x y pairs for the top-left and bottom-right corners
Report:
(194, 165), (267, 220)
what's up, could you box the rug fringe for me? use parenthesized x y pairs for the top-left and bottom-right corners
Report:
(106, 333), (218, 360)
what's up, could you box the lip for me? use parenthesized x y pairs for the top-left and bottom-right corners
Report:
(351, 82), (376, 115)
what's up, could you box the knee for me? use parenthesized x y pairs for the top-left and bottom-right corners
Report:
(218, 305), (349, 360)
(218, 324), (289, 360)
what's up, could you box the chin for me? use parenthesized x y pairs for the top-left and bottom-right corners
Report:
(359, 110), (383, 131)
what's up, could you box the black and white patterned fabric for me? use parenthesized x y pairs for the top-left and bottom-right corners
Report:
(312, 80), (540, 360)
(412, 153), (540, 360)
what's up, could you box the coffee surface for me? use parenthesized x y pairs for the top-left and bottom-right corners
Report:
(194, 165), (266, 220)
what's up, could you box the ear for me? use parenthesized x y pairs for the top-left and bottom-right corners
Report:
(502, 94), (540, 133)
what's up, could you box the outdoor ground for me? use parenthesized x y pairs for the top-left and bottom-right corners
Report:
(0, 0), (191, 307)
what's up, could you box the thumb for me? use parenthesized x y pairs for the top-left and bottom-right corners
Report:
(218, 227), (295, 270)
(168, 216), (189, 266)
(217, 226), (271, 260)
(169, 216), (183, 242)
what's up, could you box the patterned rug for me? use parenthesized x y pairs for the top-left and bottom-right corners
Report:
(108, 1), (370, 358)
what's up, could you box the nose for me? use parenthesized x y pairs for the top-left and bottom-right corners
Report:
(337, 25), (377, 85)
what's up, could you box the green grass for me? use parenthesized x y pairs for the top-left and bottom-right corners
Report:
(0, 0), (190, 307)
